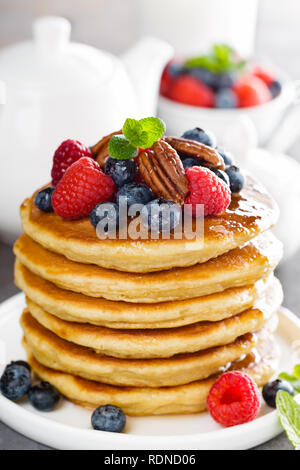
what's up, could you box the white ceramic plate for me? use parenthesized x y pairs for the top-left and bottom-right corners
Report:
(0, 293), (299, 450)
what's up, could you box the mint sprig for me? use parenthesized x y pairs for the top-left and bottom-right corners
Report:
(108, 117), (166, 160)
(279, 365), (300, 393)
(184, 43), (246, 74)
(276, 391), (300, 450)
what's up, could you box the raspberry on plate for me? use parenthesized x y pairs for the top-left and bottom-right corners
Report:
(233, 76), (272, 108)
(169, 75), (215, 107)
(185, 166), (231, 217)
(52, 157), (116, 220)
(207, 371), (261, 427)
(51, 139), (93, 186)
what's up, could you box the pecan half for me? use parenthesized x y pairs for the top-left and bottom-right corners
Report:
(91, 130), (122, 167)
(164, 136), (225, 170)
(138, 140), (189, 205)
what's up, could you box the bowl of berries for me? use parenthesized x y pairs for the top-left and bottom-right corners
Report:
(158, 44), (296, 148)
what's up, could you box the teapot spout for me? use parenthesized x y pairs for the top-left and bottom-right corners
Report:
(121, 37), (173, 117)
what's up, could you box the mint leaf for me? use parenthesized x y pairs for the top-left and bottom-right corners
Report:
(184, 43), (246, 74)
(276, 391), (300, 450)
(108, 135), (138, 160)
(279, 372), (300, 393)
(294, 365), (300, 378)
(123, 117), (166, 149)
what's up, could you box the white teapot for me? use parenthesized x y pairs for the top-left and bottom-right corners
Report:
(0, 16), (173, 240)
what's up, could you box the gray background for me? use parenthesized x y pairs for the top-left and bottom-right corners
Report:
(0, 0), (299, 450)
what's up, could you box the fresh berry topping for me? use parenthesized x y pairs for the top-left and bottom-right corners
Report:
(262, 379), (294, 409)
(252, 65), (275, 86)
(160, 62), (175, 98)
(217, 148), (234, 166)
(190, 67), (215, 88)
(0, 361), (31, 401)
(168, 62), (186, 79)
(212, 71), (236, 90)
(34, 187), (55, 213)
(28, 382), (60, 411)
(210, 167), (230, 186)
(215, 88), (238, 108)
(104, 157), (136, 187)
(52, 157), (116, 220)
(225, 165), (245, 193)
(141, 198), (181, 233)
(91, 404), (126, 433)
(182, 157), (202, 169)
(185, 166), (231, 217)
(169, 76), (215, 107)
(234, 76), (272, 107)
(12, 360), (31, 372)
(181, 127), (216, 148)
(116, 182), (154, 209)
(90, 202), (120, 233)
(51, 139), (92, 186)
(269, 79), (282, 99)
(207, 371), (261, 427)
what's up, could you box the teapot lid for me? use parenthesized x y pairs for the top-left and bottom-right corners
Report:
(0, 16), (116, 92)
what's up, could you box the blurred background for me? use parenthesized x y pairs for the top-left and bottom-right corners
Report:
(0, 0), (299, 450)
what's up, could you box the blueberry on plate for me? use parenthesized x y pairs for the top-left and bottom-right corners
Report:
(0, 361), (31, 401)
(34, 187), (55, 213)
(141, 198), (181, 233)
(91, 404), (126, 433)
(116, 182), (154, 210)
(104, 157), (136, 187)
(182, 157), (202, 169)
(212, 71), (236, 90)
(181, 127), (216, 148)
(28, 382), (60, 411)
(189, 67), (215, 88)
(215, 88), (238, 109)
(225, 165), (245, 193)
(90, 202), (119, 233)
(262, 379), (294, 408)
(217, 148), (234, 166)
(269, 79), (282, 99)
(210, 167), (230, 186)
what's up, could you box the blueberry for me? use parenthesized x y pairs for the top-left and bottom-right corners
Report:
(34, 187), (54, 213)
(0, 361), (31, 401)
(181, 128), (216, 148)
(217, 148), (234, 166)
(91, 404), (126, 433)
(225, 165), (245, 193)
(90, 202), (119, 233)
(212, 71), (236, 90)
(189, 67), (215, 88)
(168, 63), (186, 78)
(262, 379), (294, 408)
(104, 157), (136, 187)
(210, 167), (230, 186)
(13, 360), (31, 372)
(215, 88), (237, 109)
(116, 182), (154, 210)
(182, 157), (202, 169)
(269, 79), (282, 99)
(28, 381), (60, 411)
(141, 198), (181, 233)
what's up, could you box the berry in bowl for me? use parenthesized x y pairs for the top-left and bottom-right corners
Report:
(158, 44), (296, 146)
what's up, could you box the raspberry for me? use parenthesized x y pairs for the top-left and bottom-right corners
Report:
(52, 157), (116, 220)
(207, 371), (261, 427)
(185, 166), (231, 217)
(233, 76), (272, 108)
(169, 76), (215, 107)
(252, 65), (275, 86)
(51, 139), (93, 186)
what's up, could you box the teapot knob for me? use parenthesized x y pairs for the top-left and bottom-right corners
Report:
(33, 16), (71, 62)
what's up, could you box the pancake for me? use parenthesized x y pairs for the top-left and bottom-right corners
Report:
(25, 277), (282, 358)
(21, 309), (278, 387)
(15, 261), (272, 329)
(14, 231), (282, 303)
(24, 337), (279, 415)
(20, 176), (279, 273)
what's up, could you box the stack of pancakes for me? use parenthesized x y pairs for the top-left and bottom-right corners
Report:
(14, 176), (283, 416)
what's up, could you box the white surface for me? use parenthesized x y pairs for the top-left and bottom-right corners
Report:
(0, 16), (173, 238)
(0, 293), (299, 450)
